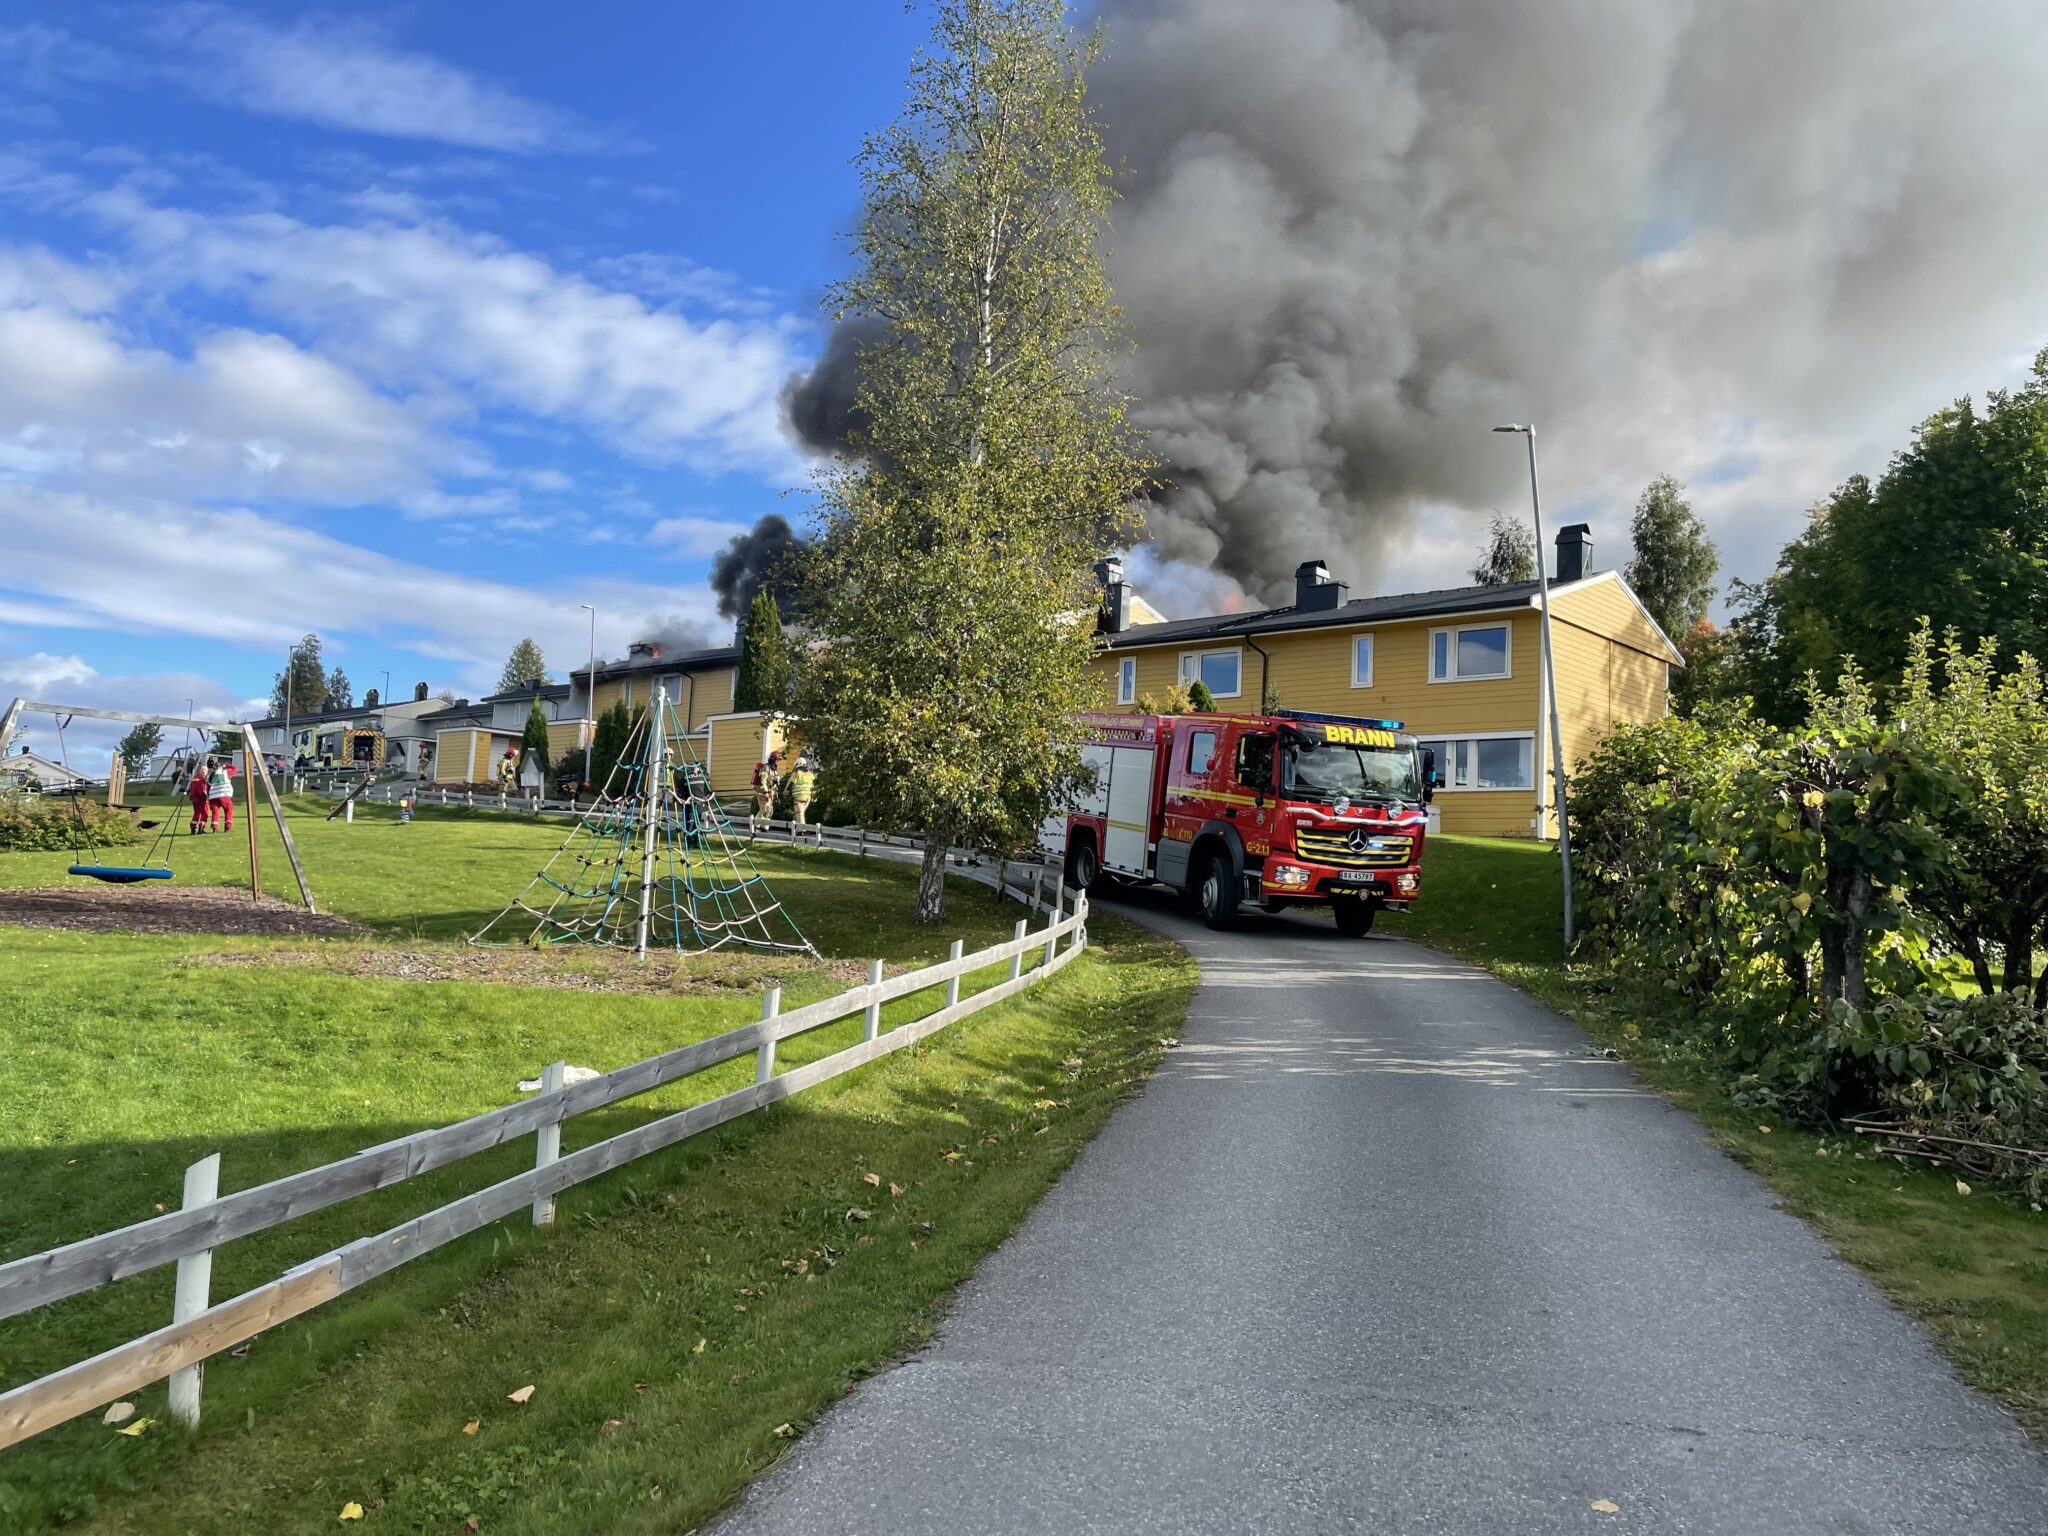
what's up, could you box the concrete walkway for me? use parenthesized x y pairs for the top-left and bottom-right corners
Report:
(716, 893), (2048, 1534)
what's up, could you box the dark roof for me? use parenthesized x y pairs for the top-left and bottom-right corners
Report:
(245, 702), (388, 730)
(572, 643), (740, 681)
(1102, 578), (1550, 650)
(418, 702), (492, 725)
(480, 682), (573, 705)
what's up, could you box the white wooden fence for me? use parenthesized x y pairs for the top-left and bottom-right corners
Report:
(0, 867), (1087, 1450)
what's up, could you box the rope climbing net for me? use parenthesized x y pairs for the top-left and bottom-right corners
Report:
(470, 688), (816, 957)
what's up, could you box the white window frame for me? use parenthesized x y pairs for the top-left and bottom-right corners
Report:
(1417, 731), (1536, 792)
(1116, 656), (1136, 705)
(1429, 621), (1513, 683)
(1178, 647), (1244, 699)
(1350, 633), (1375, 688)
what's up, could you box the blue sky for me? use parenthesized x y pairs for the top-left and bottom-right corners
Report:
(0, 3), (930, 757)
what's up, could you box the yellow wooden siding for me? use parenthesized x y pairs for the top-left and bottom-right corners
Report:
(545, 720), (589, 764)
(590, 669), (734, 731)
(1550, 575), (1681, 663)
(590, 677), (633, 716)
(432, 730), (470, 783)
(432, 728), (509, 784)
(687, 669), (735, 731)
(707, 714), (788, 796)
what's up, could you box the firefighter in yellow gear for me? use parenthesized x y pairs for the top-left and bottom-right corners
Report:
(790, 760), (816, 826)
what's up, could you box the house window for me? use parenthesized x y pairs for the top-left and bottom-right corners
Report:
(1178, 648), (1242, 699)
(1187, 730), (1218, 775)
(1116, 657), (1136, 705)
(1350, 634), (1375, 688)
(1429, 622), (1511, 682)
(1416, 733), (1535, 791)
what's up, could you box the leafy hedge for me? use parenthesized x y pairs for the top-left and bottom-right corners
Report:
(0, 794), (144, 853)
(1573, 628), (2048, 1190)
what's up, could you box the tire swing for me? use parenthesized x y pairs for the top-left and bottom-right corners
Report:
(58, 713), (177, 885)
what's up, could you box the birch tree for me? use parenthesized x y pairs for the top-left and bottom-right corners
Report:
(795, 0), (1149, 922)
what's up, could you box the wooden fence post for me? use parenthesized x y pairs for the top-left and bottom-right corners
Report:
(864, 960), (883, 1041)
(532, 1061), (566, 1227)
(1032, 863), (1045, 914)
(1072, 892), (1088, 951)
(1043, 880), (1064, 967)
(945, 940), (964, 1009)
(1009, 919), (1027, 981)
(166, 1153), (220, 1427)
(756, 987), (781, 1083)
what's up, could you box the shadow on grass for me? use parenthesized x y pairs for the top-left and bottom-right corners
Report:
(0, 929), (1188, 1536)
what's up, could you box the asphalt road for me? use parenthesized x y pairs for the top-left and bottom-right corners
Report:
(715, 892), (2048, 1535)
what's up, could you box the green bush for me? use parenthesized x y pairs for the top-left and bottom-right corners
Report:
(0, 794), (144, 853)
(1572, 631), (2048, 1184)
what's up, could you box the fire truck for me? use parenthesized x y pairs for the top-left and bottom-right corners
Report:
(1041, 709), (1434, 936)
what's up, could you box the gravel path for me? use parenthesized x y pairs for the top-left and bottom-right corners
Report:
(715, 889), (2048, 1535)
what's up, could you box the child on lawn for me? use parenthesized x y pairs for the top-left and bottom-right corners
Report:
(207, 758), (234, 831)
(187, 758), (213, 833)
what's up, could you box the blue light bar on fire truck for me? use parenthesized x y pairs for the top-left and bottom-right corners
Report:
(1274, 708), (1407, 732)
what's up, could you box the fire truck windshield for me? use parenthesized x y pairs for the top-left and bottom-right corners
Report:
(1282, 732), (1422, 806)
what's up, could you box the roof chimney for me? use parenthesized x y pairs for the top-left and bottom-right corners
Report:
(1294, 559), (1349, 612)
(1094, 556), (1132, 635)
(1555, 524), (1592, 584)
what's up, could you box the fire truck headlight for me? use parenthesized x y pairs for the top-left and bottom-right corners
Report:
(1269, 863), (1313, 889)
(1395, 871), (1419, 894)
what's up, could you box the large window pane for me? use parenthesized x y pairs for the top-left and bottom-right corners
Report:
(1474, 736), (1533, 789)
(1456, 625), (1509, 678)
(1188, 731), (1217, 774)
(1200, 652), (1240, 697)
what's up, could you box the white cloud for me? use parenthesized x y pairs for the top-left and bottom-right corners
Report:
(154, 5), (572, 153)
(1, 650), (96, 693)
(0, 647), (257, 772)
(2, 484), (724, 695)
(647, 514), (754, 557)
(93, 191), (805, 478)
(0, 304), (449, 503)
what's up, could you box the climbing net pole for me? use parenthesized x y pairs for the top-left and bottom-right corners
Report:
(470, 687), (816, 957)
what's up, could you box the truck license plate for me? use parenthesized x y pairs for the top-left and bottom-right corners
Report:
(1339, 870), (1375, 883)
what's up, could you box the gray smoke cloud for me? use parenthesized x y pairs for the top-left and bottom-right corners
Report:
(708, 513), (808, 621)
(782, 0), (2048, 605)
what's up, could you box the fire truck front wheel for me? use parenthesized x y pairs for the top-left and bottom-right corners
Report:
(1333, 897), (1377, 938)
(1196, 850), (1239, 930)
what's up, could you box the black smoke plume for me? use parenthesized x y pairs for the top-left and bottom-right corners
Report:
(778, 0), (2048, 605)
(779, 316), (884, 456)
(709, 514), (809, 621)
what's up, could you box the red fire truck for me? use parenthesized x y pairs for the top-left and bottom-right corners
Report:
(1041, 709), (1434, 936)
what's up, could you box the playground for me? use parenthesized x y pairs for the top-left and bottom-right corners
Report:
(0, 781), (1195, 1532)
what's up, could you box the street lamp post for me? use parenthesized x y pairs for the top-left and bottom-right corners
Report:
(281, 643), (296, 788)
(1493, 423), (1575, 948)
(579, 603), (597, 796)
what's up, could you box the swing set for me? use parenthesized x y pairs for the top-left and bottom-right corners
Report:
(0, 697), (316, 911)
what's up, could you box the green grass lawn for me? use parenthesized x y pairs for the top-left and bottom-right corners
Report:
(0, 799), (1196, 1532)
(1382, 834), (2048, 1442)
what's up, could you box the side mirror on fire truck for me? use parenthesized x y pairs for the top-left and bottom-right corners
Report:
(1420, 746), (1438, 803)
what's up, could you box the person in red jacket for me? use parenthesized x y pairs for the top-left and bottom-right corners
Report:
(187, 757), (212, 833)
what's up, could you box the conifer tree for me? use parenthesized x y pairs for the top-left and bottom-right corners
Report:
(733, 591), (792, 713)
